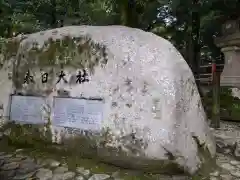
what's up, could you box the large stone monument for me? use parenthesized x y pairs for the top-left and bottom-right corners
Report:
(0, 26), (215, 175)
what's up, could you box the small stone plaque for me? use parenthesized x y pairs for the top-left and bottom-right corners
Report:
(9, 95), (45, 124)
(52, 97), (104, 131)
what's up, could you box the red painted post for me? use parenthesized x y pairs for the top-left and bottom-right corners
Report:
(212, 62), (216, 74)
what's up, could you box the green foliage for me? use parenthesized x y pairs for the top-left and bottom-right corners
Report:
(1, 0), (240, 96)
(0, 0), (239, 60)
(203, 87), (240, 121)
(0, 0), (238, 61)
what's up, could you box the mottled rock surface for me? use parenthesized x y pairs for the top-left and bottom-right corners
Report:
(0, 26), (216, 174)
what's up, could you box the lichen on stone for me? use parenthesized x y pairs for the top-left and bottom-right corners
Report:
(95, 127), (149, 158)
(12, 34), (108, 90)
(0, 35), (28, 66)
(1, 121), (51, 146)
(18, 35), (107, 69)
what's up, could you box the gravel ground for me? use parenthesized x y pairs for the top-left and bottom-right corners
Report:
(0, 121), (240, 180)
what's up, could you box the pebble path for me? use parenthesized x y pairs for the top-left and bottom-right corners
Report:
(0, 121), (240, 180)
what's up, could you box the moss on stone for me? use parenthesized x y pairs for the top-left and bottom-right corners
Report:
(0, 34), (109, 90)
(0, 137), (160, 180)
(0, 36), (28, 64)
(1, 122), (52, 145)
(10, 34), (108, 90)
(2, 122), (180, 173)
(190, 136), (217, 180)
(17, 35), (108, 69)
(0, 122), (218, 179)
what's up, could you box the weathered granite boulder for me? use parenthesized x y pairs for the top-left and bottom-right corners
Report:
(0, 26), (216, 175)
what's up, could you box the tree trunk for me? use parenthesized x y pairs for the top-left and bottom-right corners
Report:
(51, 0), (57, 28)
(120, 0), (138, 28)
(6, 25), (12, 38)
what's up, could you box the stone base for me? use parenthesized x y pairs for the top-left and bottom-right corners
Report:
(0, 121), (217, 177)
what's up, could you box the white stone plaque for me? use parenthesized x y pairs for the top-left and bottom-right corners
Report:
(9, 95), (45, 124)
(52, 97), (104, 131)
